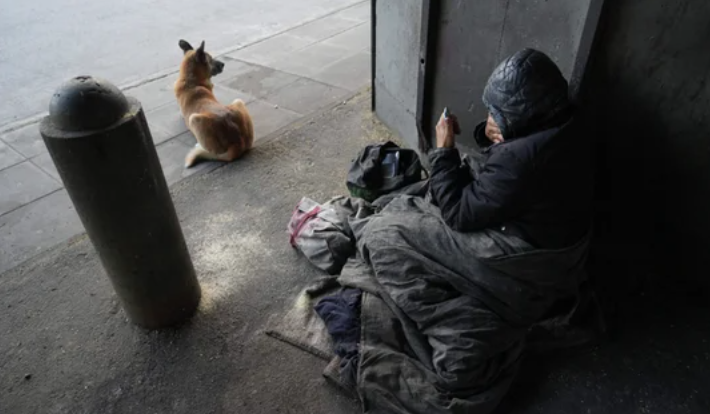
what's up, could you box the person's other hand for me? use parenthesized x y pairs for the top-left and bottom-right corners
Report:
(436, 112), (460, 148)
(485, 114), (504, 144)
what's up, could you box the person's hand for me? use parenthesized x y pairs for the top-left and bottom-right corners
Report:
(485, 114), (504, 144)
(436, 112), (460, 148)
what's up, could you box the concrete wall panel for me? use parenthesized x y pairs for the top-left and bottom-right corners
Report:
(373, 0), (423, 149)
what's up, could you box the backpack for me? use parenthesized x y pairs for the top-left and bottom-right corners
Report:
(346, 141), (425, 202)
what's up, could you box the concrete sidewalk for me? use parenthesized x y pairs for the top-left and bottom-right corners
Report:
(0, 1), (371, 274)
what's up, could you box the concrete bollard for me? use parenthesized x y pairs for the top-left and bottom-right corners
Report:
(39, 76), (201, 329)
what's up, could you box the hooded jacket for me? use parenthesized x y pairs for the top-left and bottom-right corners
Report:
(429, 49), (592, 249)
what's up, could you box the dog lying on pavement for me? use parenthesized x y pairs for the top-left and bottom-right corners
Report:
(175, 40), (254, 168)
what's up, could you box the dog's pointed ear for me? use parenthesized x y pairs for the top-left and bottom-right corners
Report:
(196, 41), (206, 63)
(179, 39), (193, 54)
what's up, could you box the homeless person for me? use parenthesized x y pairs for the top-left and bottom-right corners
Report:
(429, 48), (592, 249)
(303, 49), (595, 414)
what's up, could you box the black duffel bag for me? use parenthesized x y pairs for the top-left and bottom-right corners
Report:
(346, 141), (425, 202)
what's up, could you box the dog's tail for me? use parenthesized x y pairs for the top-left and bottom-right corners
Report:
(185, 143), (247, 168)
(185, 143), (214, 168)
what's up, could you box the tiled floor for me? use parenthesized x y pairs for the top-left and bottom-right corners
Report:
(0, 1), (371, 274)
(260, 77), (351, 115)
(0, 162), (62, 217)
(220, 61), (301, 99)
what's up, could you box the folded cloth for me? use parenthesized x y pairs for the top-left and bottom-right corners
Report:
(315, 288), (363, 390)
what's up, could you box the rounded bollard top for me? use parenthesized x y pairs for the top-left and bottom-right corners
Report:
(47, 76), (129, 132)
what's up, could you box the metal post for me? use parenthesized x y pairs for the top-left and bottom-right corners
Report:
(39, 76), (201, 329)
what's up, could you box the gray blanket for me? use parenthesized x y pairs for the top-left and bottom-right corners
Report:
(335, 195), (589, 414)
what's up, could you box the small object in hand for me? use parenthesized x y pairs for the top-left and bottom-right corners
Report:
(442, 107), (461, 135)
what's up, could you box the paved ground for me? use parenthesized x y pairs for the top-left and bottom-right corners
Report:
(0, 0), (364, 127)
(2, 91), (708, 414)
(0, 1), (371, 274)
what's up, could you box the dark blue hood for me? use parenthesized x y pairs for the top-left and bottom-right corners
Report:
(483, 49), (571, 140)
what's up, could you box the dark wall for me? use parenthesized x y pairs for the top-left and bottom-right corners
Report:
(428, 0), (591, 152)
(586, 0), (710, 293)
(373, 0), (710, 293)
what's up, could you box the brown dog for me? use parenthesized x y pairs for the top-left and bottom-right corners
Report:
(175, 40), (254, 168)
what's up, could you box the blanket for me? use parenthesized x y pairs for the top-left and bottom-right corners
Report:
(335, 195), (589, 414)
